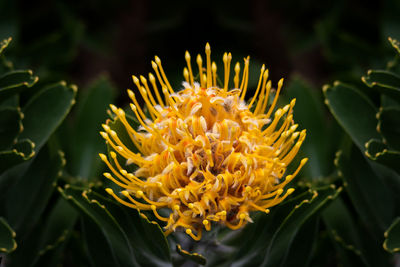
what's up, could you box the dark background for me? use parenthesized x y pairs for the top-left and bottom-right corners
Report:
(1, 0), (399, 101)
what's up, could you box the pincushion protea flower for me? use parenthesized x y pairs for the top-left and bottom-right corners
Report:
(99, 43), (307, 241)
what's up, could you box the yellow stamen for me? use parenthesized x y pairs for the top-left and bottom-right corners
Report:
(205, 43), (212, 88)
(140, 76), (158, 107)
(185, 51), (194, 86)
(234, 62), (240, 89)
(197, 54), (204, 88)
(154, 56), (174, 95)
(149, 73), (164, 107)
(151, 205), (169, 222)
(248, 65), (266, 108)
(240, 57), (250, 101)
(265, 78), (284, 118)
(223, 52), (232, 91)
(212, 61), (217, 87)
(186, 228), (202, 241)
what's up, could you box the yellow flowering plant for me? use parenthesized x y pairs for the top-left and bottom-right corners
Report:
(99, 43), (308, 241)
(1, 4), (400, 264)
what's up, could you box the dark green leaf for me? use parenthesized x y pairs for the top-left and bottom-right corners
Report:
(81, 216), (117, 267)
(362, 70), (400, 101)
(0, 217), (16, 253)
(286, 76), (338, 179)
(32, 229), (70, 267)
(0, 139), (33, 201)
(0, 37), (11, 55)
(85, 189), (171, 266)
(0, 138), (35, 174)
(388, 37), (400, 55)
(0, 94), (18, 109)
(0, 70), (38, 102)
(69, 75), (115, 179)
(262, 185), (342, 267)
(8, 198), (78, 267)
(176, 244), (206, 265)
(58, 185), (138, 267)
(5, 146), (65, 237)
(32, 198), (78, 267)
(365, 139), (400, 174)
(0, 107), (23, 150)
(323, 198), (369, 266)
(383, 217), (400, 254)
(381, 94), (400, 109)
(135, 213), (171, 264)
(20, 81), (76, 152)
(37, 198), (78, 254)
(335, 146), (394, 237)
(377, 107), (400, 150)
(323, 82), (380, 150)
(280, 217), (319, 267)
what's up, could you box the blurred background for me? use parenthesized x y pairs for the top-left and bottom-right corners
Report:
(1, 0), (399, 92)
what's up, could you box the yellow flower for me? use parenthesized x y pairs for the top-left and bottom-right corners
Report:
(100, 43), (307, 241)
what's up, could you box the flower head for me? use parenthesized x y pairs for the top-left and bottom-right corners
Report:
(100, 43), (307, 241)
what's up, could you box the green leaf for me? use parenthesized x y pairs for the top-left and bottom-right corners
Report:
(383, 217), (400, 253)
(0, 107), (23, 150)
(135, 213), (171, 263)
(0, 37), (11, 55)
(323, 198), (369, 266)
(388, 37), (400, 55)
(58, 185), (139, 267)
(20, 81), (76, 153)
(286, 76), (338, 179)
(36, 198), (78, 255)
(32, 198), (78, 267)
(262, 185), (342, 267)
(64, 224), (94, 267)
(362, 70), (400, 100)
(279, 217), (319, 267)
(369, 163), (400, 225)
(68, 75), (115, 179)
(0, 138), (35, 174)
(32, 229), (70, 267)
(81, 216), (118, 267)
(377, 107), (400, 150)
(0, 94), (18, 109)
(5, 145), (65, 237)
(365, 139), (400, 174)
(335, 145), (394, 237)
(176, 244), (206, 265)
(381, 94), (400, 109)
(323, 82), (380, 150)
(0, 70), (39, 102)
(0, 217), (17, 253)
(84, 189), (171, 265)
(8, 198), (78, 267)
